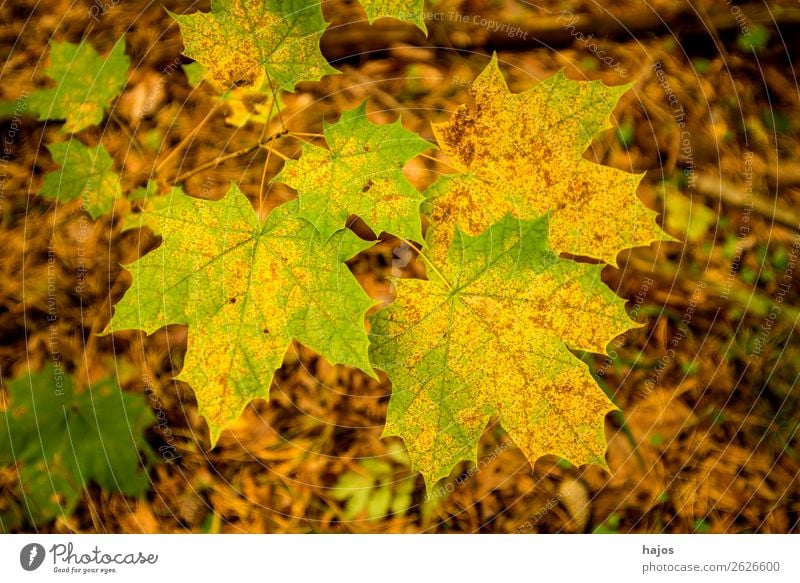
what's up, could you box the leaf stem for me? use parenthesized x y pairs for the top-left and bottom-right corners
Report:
(418, 151), (463, 173)
(257, 97), (279, 213)
(263, 69), (286, 131)
(400, 238), (452, 290)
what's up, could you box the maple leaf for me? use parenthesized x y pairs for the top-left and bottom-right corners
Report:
(105, 185), (376, 444)
(428, 54), (671, 265)
(0, 365), (154, 525)
(40, 140), (121, 219)
(358, 0), (427, 32)
(369, 213), (637, 488)
(24, 39), (129, 133)
(277, 101), (432, 242)
(169, 0), (337, 91)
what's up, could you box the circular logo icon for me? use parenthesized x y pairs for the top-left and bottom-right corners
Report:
(20, 543), (46, 571)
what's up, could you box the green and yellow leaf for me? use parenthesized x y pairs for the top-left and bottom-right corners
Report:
(25, 39), (129, 133)
(169, 0), (337, 91)
(277, 101), (432, 241)
(358, 0), (427, 33)
(106, 185), (376, 444)
(40, 140), (121, 219)
(370, 214), (637, 488)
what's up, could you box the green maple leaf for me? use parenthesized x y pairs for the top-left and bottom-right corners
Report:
(277, 101), (432, 242)
(358, 0), (427, 32)
(369, 214), (637, 488)
(105, 185), (376, 444)
(0, 365), (154, 525)
(169, 0), (337, 91)
(40, 140), (121, 219)
(24, 39), (129, 133)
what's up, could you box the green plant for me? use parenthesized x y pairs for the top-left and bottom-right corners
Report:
(0, 365), (155, 529)
(330, 445), (421, 523)
(3, 4), (671, 494)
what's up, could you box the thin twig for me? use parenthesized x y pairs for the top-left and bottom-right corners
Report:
(695, 173), (800, 232)
(266, 146), (289, 161)
(154, 100), (222, 176)
(171, 129), (289, 184)
(110, 112), (147, 157)
(171, 143), (260, 184)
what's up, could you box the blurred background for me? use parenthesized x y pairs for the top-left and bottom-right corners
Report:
(1, 0), (799, 533)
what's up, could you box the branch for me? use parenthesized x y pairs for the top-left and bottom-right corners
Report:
(319, 4), (800, 59)
(695, 173), (800, 232)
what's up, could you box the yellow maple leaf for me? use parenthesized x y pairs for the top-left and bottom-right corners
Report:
(428, 54), (672, 265)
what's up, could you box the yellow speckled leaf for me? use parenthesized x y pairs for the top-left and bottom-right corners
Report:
(106, 185), (375, 445)
(169, 0), (337, 91)
(358, 0), (426, 32)
(370, 214), (637, 488)
(429, 54), (671, 265)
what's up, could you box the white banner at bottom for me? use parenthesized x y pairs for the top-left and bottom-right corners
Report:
(0, 534), (798, 582)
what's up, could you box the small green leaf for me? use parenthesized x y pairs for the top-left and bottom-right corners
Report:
(693, 517), (711, 533)
(40, 140), (121, 219)
(664, 188), (716, 243)
(761, 108), (790, 134)
(692, 58), (711, 74)
(579, 57), (598, 71)
(0, 365), (155, 526)
(182, 62), (207, 88)
(556, 458), (574, 470)
(366, 486), (393, 519)
(129, 179), (159, 202)
(615, 120), (635, 148)
(277, 101), (432, 242)
(740, 268), (756, 285)
(771, 246), (789, 271)
(737, 24), (770, 53)
(593, 513), (621, 534)
(332, 460), (417, 521)
(24, 39), (129, 133)
(681, 361), (700, 375)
